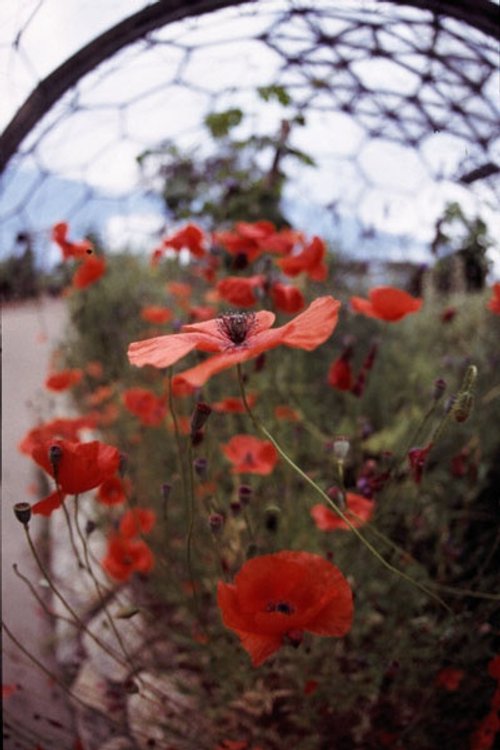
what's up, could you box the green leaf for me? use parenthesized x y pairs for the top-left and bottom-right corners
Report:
(204, 109), (243, 138)
(257, 85), (292, 106)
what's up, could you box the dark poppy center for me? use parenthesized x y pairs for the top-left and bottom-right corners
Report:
(217, 312), (255, 345)
(266, 600), (295, 615)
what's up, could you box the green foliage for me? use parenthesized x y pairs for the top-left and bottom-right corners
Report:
(204, 108), (243, 138)
(257, 84), (292, 106)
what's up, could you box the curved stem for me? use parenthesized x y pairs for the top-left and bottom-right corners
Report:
(236, 364), (452, 613)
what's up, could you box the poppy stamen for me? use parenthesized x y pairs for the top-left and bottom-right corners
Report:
(217, 312), (256, 346)
(266, 600), (295, 615)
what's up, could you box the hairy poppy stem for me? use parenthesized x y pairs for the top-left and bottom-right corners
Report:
(22, 524), (130, 667)
(60, 492), (85, 570)
(236, 365), (452, 613)
(73, 496), (139, 670)
(12, 563), (77, 627)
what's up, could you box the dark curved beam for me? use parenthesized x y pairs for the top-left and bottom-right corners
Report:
(0, 0), (497, 174)
(0, 0), (254, 174)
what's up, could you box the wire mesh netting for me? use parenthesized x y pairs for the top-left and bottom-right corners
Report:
(0, 0), (498, 264)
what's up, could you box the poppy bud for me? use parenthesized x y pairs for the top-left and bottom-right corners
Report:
(161, 483), (172, 501)
(49, 444), (63, 471)
(118, 453), (129, 477)
(363, 342), (378, 371)
(14, 502), (32, 525)
(191, 430), (204, 447)
(190, 402), (212, 435)
(193, 457), (208, 480)
(85, 520), (96, 536)
(286, 629), (304, 649)
(433, 378), (446, 401)
(264, 505), (280, 533)
(445, 394), (457, 414)
(451, 392), (474, 423)
(208, 512), (225, 533)
(238, 484), (252, 506)
(254, 353), (266, 372)
(230, 500), (242, 516)
(232, 252), (248, 271)
(332, 436), (350, 462)
(351, 370), (366, 398)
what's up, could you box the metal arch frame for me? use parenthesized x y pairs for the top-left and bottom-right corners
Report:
(0, 0), (497, 174)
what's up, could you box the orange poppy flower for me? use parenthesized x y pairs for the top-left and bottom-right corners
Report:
(32, 489), (67, 516)
(45, 368), (83, 392)
(128, 296), (341, 388)
(119, 507), (156, 538)
(271, 282), (305, 314)
(216, 275), (265, 307)
(311, 493), (375, 531)
(212, 394), (257, 414)
(140, 305), (173, 325)
(277, 236), (328, 282)
(163, 223), (206, 258)
(487, 282), (500, 314)
(222, 434), (278, 475)
(350, 287), (423, 322)
(96, 476), (128, 506)
(122, 387), (167, 427)
(52, 222), (93, 260)
(274, 405), (300, 421)
(327, 356), (353, 391)
(101, 534), (154, 581)
(30, 437), (120, 495)
(72, 256), (106, 289)
(217, 550), (353, 666)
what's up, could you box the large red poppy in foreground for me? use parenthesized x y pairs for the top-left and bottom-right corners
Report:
(217, 551), (353, 666)
(31, 437), (120, 495)
(128, 296), (341, 388)
(350, 287), (422, 322)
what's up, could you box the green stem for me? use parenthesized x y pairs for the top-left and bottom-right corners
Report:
(237, 364), (452, 613)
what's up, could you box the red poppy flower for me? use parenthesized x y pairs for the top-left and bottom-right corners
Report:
(212, 394), (257, 413)
(166, 281), (192, 301)
(45, 368), (83, 392)
(311, 493), (375, 531)
(119, 508), (156, 538)
(271, 282), (305, 314)
(274, 405), (300, 421)
(327, 356), (353, 391)
(30, 437), (120, 495)
(96, 476), (128, 506)
(101, 534), (154, 581)
(188, 305), (217, 322)
(277, 236), (328, 282)
(140, 306), (173, 325)
(162, 223), (206, 258)
(86, 360), (104, 378)
(222, 434), (278, 475)
(435, 667), (465, 691)
(470, 711), (499, 750)
(32, 489), (67, 516)
(487, 283), (500, 314)
(18, 416), (97, 456)
(216, 275), (265, 307)
(407, 443), (433, 484)
(86, 385), (114, 407)
(73, 256), (106, 289)
(122, 387), (167, 426)
(213, 221), (277, 262)
(128, 296), (341, 388)
(217, 550), (353, 666)
(52, 222), (93, 260)
(350, 286), (423, 322)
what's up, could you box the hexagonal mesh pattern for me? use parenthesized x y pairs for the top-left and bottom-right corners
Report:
(1, 0), (498, 266)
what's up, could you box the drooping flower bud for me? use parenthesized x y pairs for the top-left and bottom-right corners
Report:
(49, 444), (63, 472)
(451, 392), (474, 423)
(238, 484), (252, 506)
(161, 483), (172, 501)
(14, 502), (32, 525)
(208, 512), (225, 533)
(193, 457), (208, 480)
(264, 505), (280, 533)
(432, 378), (446, 401)
(190, 402), (212, 436)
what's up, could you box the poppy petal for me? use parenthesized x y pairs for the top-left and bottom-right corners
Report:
(370, 287), (422, 321)
(235, 630), (283, 667)
(350, 296), (376, 317)
(277, 296), (341, 350)
(32, 490), (66, 516)
(128, 333), (200, 369)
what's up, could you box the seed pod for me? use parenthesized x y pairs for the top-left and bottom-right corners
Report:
(14, 502), (32, 525)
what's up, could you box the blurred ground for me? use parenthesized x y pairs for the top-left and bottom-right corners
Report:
(2, 297), (77, 749)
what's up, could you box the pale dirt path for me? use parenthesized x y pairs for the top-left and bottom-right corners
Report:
(2, 297), (77, 749)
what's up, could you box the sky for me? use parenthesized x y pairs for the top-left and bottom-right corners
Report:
(1, 0), (498, 271)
